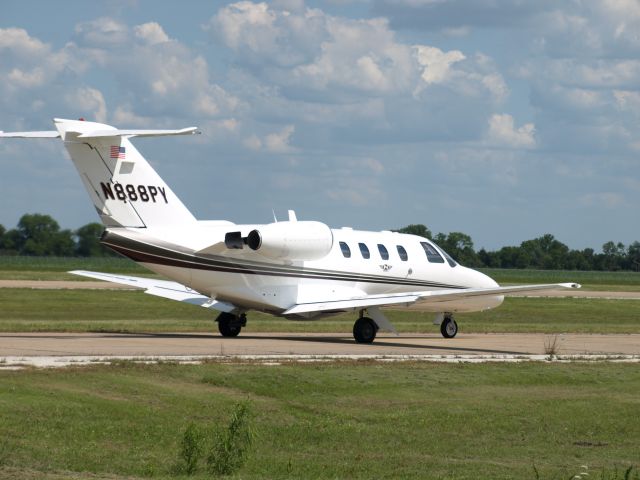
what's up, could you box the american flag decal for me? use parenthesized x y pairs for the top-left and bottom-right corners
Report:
(110, 145), (126, 159)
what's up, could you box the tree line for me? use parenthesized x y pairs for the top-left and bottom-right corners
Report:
(0, 214), (113, 257)
(0, 214), (638, 271)
(397, 224), (640, 272)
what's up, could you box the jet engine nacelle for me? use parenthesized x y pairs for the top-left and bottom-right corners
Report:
(246, 221), (333, 261)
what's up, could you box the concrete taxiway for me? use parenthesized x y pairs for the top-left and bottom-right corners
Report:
(1, 332), (638, 357)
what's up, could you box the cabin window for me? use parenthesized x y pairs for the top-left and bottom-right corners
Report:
(396, 245), (408, 261)
(339, 241), (351, 258)
(420, 241), (445, 264)
(359, 243), (370, 259)
(378, 244), (389, 260)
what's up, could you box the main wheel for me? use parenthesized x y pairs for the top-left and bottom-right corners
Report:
(353, 317), (378, 344)
(440, 316), (458, 338)
(217, 312), (243, 337)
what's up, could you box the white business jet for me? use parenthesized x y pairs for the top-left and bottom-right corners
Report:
(1, 119), (580, 343)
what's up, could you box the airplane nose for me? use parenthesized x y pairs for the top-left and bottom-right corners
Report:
(464, 267), (499, 288)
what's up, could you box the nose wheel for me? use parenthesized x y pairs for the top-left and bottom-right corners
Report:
(440, 315), (458, 338)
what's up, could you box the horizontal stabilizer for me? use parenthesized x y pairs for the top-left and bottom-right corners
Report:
(77, 127), (199, 139)
(0, 127), (198, 139)
(69, 270), (236, 313)
(0, 130), (60, 138)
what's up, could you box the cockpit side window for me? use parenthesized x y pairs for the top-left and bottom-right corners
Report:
(358, 242), (370, 259)
(396, 245), (408, 261)
(440, 249), (458, 268)
(420, 241), (445, 264)
(339, 241), (351, 258)
(378, 244), (389, 260)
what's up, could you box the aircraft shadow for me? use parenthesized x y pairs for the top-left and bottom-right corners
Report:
(238, 335), (527, 355)
(0, 332), (526, 355)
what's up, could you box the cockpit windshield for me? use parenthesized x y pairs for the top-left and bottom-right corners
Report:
(421, 240), (458, 267)
(434, 242), (458, 267)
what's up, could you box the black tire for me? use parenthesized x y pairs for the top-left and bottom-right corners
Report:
(440, 317), (458, 338)
(353, 317), (377, 344)
(217, 312), (242, 337)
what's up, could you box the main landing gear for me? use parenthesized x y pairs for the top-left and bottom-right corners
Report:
(353, 316), (379, 344)
(440, 315), (458, 338)
(216, 312), (247, 337)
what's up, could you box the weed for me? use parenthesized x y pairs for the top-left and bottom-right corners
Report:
(174, 422), (203, 475)
(207, 402), (254, 476)
(544, 335), (560, 359)
(172, 403), (254, 476)
(0, 440), (10, 466)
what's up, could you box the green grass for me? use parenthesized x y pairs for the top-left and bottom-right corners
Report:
(0, 256), (151, 280)
(480, 268), (640, 291)
(0, 362), (638, 479)
(0, 288), (639, 334)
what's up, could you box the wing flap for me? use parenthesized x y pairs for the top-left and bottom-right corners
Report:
(284, 293), (420, 315)
(69, 270), (236, 313)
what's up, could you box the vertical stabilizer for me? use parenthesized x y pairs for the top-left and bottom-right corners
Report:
(53, 119), (197, 228)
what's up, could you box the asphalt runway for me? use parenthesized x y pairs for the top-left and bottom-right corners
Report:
(1, 332), (639, 358)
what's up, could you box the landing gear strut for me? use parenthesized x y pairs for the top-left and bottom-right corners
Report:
(216, 312), (246, 337)
(353, 315), (378, 344)
(440, 315), (458, 338)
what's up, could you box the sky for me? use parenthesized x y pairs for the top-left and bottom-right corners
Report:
(0, 0), (637, 251)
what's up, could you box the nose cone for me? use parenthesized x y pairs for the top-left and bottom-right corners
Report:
(462, 267), (499, 289)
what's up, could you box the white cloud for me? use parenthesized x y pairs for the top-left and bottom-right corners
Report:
(65, 87), (107, 123)
(244, 125), (295, 152)
(614, 89), (640, 111)
(487, 114), (535, 148)
(134, 22), (170, 45)
(579, 192), (625, 208)
(112, 104), (154, 126)
(265, 124), (295, 152)
(0, 27), (49, 56)
(243, 134), (263, 150)
(74, 17), (129, 46)
(213, 2), (277, 51)
(415, 46), (465, 85)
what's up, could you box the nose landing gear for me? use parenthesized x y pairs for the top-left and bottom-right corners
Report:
(440, 315), (458, 338)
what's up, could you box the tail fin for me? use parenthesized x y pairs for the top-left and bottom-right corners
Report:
(2, 118), (198, 228)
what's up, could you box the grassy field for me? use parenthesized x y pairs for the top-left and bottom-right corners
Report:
(0, 288), (639, 334)
(0, 256), (150, 281)
(0, 361), (638, 480)
(479, 268), (640, 291)
(0, 256), (638, 290)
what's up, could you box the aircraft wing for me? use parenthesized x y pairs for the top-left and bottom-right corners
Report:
(283, 282), (581, 315)
(69, 270), (236, 313)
